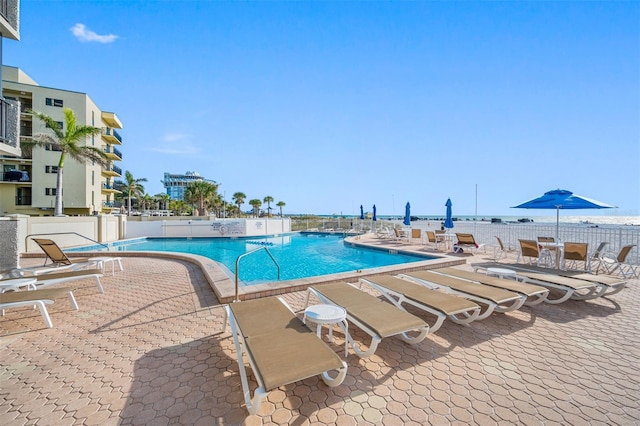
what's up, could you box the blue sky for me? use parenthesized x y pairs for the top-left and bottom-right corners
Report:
(5, 1), (639, 217)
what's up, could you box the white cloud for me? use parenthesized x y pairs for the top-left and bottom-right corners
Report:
(70, 23), (118, 44)
(149, 133), (200, 155)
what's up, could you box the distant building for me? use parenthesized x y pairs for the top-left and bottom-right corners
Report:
(0, 66), (124, 215)
(162, 171), (215, 201)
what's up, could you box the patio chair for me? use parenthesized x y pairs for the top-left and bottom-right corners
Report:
(492, 236), (515, 261)
(588, 242), (608, 274)
(600, 245), (638, 279)
(425, 231), (446, 251)
(410, 228), (422, 244)
(32, 238), (95, 268)
(399, 270), (526, 319)
(305, 282), (429, 358)
(359, 275), (481, 332)
(1, 287), (78, 328)
(223, 297), (347, 415)
(563, 242), (589, 271)
(454, 233), (485, 255)
(433, 267), (549, 306)
(517, 240), (544, 266)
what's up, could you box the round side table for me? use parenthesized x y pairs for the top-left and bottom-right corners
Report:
(486, 267), (518, 280)
(304, 304), (349, 357)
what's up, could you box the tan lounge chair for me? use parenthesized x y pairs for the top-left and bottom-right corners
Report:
(434, 267), (550, 306)
(454, 233), (485, 254)
(471, 263), (603, 304)
(426, 231), (446, 251)
(399, 270), (526, 318)
(305, 282), (429, 358)
(223, 297), (347, 415)
(32, 238), (95, 268)
(359, 275), (481, 332)
(472, 262), (627, 297)
(1, 287), (78, 328)
(517, 239), (543, 265)
(600, 245), (638, 279)
(563, 242), (589, 271)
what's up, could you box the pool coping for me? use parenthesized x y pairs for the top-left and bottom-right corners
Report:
(21, 234), (466, 304)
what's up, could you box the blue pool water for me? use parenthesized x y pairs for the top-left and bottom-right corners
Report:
(85, 234), (432, 284)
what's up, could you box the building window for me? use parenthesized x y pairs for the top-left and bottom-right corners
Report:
(45, 121), (64, 130)
(45, 98), (64, 107)
(45, 144), (63, 152)
(45, 165), (59, 173)
(45, 188), (57, 196)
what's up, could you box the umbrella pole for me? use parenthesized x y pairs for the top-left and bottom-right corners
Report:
(556, 208), (560, 241)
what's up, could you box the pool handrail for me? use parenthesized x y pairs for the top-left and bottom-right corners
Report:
(234, 247), (281, 302)
(26, 232), (109, 252)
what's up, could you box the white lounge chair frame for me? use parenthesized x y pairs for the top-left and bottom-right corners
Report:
(305, 283), (429, 358)
(1, 288), (78, 328)
(358, 277), (481, 332)
(223, 297), (347, 415)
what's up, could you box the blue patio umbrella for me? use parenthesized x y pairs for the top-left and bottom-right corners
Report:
(512, 189), (616, 240)
(360, 205), (364, 220)
(444, 198), (454, 229)
(403, 202), (411, 226)
(372, 205), (377, 221)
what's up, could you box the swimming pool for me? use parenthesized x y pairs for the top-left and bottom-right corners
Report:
(85, 233), (434, 285)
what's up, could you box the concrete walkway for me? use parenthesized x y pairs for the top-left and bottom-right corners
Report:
(1, 244), (638, 425)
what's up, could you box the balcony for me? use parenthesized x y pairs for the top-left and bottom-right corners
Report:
(103, 145), (123, 160)
(1, 169), (31, 183)
(101, 182), (121, 194)
(101, 111), (122, 129)
(102, 164), (122, 177)
(102, 127), (123, 145)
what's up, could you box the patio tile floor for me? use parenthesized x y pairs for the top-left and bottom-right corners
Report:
(1, 242), (639, 425)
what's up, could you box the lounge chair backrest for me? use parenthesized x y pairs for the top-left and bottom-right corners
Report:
(538, 236), (555, 243)
(394, 228), (400, 237)
(617, 245), (636, 262)
(32, 238), (72, 265)
(435, 230), (445, 235)
(496, 236), (505, 251)
(411, 229), (421, 239)
(564, 242), (588, 261)
(426, 231), (437, 243)
(519, 239), (540, 258)
(455, 233), (476, 245)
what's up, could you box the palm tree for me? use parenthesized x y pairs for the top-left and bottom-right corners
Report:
(169, 199), (190, 216)
(277, 201), (286, 217)
(141, 193), (154, 211)
(185, 181), (218, 216)
(249, 199), (262, 217)
(123, 170), (147, 215)
(232, 192), (246, 217)
(155, 193), (171, 211)
(263, 196), (274, 218)
(28, 107), (107, 216)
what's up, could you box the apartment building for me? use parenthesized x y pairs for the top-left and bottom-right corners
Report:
(0, 66), (124, 216)
(0, 0), (21, 157)
(162, 171), (214, 201)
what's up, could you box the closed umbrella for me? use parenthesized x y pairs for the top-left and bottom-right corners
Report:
(372, 204), (377, 232)
(360, 205), (364, 220)
(512, 189), (616, 240)
(444, 198), (454, 229)
(403, 202), (411, 226)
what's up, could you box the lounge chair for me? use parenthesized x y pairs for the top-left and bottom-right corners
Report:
(359, 275), (481, 332)
(305, 282), (429, 358)
(563, 242), (589, 271)
(600, 245), (638, 279)
(471, 263), (604, 303)
(433, 267), (550, 306)
(410, 228), (422, 244)
(2, 269), (105, 294)
(1, 287), (78, 328)
(223, 297), (347, 415)
(492, 236), (514, 261)
(471, 262), (627, 298)
(454, 233), (485, 254)
(589, 242), (609, 274)
(399, 270), (526, 318)
(32, 238), (96, 268)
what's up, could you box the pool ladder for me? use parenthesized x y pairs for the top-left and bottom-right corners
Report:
(234, 247), (280, 302)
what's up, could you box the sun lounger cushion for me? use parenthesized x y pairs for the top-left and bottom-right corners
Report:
(364, 275), (478, 315)
(514, 271), (594, 291)
(0, 287), (73, 304)
(407, 271), (520, 304)
(312, 282), (427, 338)
(228, 298), (344, 391)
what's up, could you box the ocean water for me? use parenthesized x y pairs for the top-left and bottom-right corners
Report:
(375, 215), (640, 226)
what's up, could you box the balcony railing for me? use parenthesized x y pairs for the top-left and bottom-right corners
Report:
(103, 145), (123, 159)
(16, 196), (32, 206)
(112, 165), (122, 175)
(2, 170), (31, 182)
(103, 127), (123, 144)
